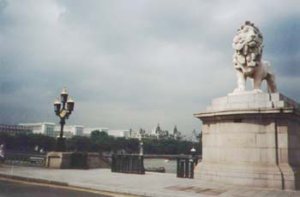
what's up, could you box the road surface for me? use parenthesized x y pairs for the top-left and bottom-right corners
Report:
(0, 178), (124, 197)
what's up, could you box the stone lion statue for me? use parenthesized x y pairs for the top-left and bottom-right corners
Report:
(232, 21), (277, 93)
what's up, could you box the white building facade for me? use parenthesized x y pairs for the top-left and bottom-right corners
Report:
(107, 129), (130, 138)
(18, 122), (132, 139)
(54, 125), (84, 138)
(19, 122), (56, 137)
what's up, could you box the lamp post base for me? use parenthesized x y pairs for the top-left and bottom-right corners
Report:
(56, 137), (66, 152)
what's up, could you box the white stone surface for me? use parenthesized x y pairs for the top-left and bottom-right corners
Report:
(204, 92), (298, 112)
(232, 21), (277, 93)
(194, 92), (300, 190)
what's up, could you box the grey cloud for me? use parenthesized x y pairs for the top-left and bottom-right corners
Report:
(0, 0), (300, 134)
(263, 17), (300, 79)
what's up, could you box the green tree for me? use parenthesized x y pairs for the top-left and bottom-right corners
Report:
(0, 133), (55, 152)
(143, 138), (201, 155)
(90, 130), (114, 151)
(90, 130), (109, 139)
(67, 136), (91, 151)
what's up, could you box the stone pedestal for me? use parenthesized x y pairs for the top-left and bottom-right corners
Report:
(194, 92), (300, 190)
(46, 152), (72, 169)
(46, 152), (108, 169)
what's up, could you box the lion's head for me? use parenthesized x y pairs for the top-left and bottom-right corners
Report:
(232, 21), (264, 70)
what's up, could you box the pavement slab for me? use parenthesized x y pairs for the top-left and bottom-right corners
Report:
(0, 165), (300, 197)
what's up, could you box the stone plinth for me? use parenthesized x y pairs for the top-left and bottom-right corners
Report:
(46, 152), (72, 169)
(194, 92), (300, 190)
(46, 152), (108, 169)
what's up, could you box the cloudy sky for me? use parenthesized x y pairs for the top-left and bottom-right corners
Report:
(0, 0), (299, 136)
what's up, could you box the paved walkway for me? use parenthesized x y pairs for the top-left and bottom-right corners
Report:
(0, 165), (299, 197)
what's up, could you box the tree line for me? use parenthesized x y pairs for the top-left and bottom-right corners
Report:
(0, 130), (201, 155)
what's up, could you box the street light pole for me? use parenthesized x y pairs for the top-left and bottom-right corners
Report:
(53, 87), (75, 152)
(139, 137), (144, 156)
(190, 147), (197, 165)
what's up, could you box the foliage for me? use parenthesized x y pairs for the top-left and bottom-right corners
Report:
(0, 130), (201, 155)
(67, 130), (140, 153)
(143, 138), (201, 155)
(67, 136), (92, 151)
(0, 133), (55, 152)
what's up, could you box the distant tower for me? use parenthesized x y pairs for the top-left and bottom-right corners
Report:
(139, 128), (145, 138)
(155, 123), (161, 134)
(173, 125), (178, 135)
(173, 126), (181, 140)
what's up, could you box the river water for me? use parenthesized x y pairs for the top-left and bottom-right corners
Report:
(144, 158), (177, 173)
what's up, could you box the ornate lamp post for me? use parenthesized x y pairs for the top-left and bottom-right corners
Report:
(139, 137), (144, 156)
(190, 147), (196, 157)
(190, 147), (197, 165)
(53, 87), (75, 151)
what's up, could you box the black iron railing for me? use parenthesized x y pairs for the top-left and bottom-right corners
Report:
(176, 156), (198, 179)
(4, 151), (46, 167)
(111, 154), (145, 174)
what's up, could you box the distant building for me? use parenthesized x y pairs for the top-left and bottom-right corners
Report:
(107, 129), (130, 138)
(172, 126), (182, 140)
(153, 123), (169, 140)
(55, 125), (84, 138)
(16, 122), (134, 139)
(19, 122), (55, 137)
(129, 129), (141, 139)
(129, 124), (183, 140)
(0, 124), (32, 135)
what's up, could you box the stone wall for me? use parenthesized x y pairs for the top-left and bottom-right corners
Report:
(46, 152), (109, 169)
(194, 92), (300, 190)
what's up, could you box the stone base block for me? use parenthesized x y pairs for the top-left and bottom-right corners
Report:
(207, 92), (299, 111)
(195, 162), (300, 190)
(46, 152), (109, 169)
(194, 92), (300, 190)
(46, 152), (71, 169)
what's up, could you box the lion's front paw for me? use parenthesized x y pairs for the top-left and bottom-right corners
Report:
(252, 89), (263, 93)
